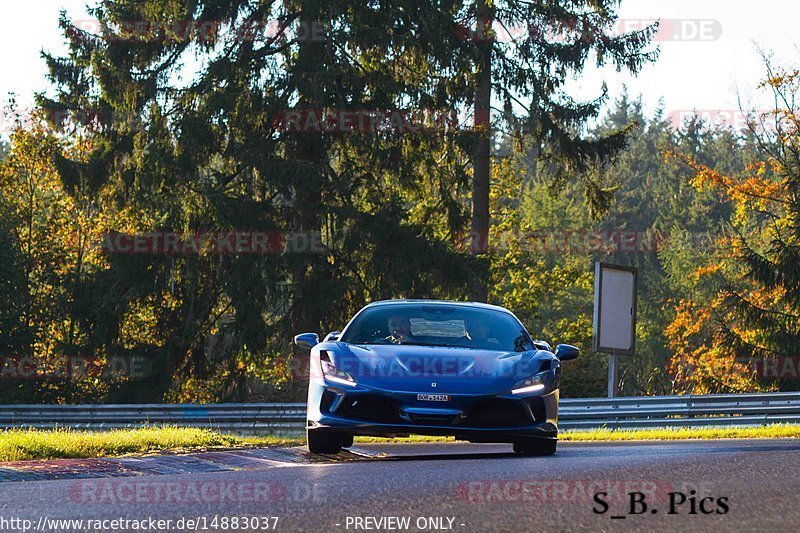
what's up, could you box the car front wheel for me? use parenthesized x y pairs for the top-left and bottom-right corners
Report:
(340, 433), (354, 448)
(307, 428), (343, 454)
(513, 438), (557, 456)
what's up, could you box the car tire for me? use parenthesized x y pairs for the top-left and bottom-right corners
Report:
(307, 428), (343, 454)
(340, 433), (354, 448)
(513, 438), (557, 456)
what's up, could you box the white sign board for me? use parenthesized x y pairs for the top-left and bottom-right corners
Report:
(593, 262), (637, 355)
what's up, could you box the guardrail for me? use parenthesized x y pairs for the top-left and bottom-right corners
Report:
(2, 392), (800, 434)
(0, 404), (306, 435)
(559, 392), (800, 430)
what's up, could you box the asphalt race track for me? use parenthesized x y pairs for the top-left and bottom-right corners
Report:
(0, 440), (798, 532)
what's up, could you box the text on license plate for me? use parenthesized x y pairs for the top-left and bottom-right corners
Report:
(417, 394), (450, 402)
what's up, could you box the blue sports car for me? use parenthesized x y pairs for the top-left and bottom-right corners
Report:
(294, 300), (579, 455)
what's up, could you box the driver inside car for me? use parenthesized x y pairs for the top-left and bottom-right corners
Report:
(465, 318), (500, 348)
(386, 314), (414, 344)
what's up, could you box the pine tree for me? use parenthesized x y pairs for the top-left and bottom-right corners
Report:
(449, 1), (659, 300)
(720, 70), (800, 360)
(668, 64), (800, 390)
(36, 1), (480, 400)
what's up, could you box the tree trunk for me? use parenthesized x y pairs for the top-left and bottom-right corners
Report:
(470, 0), (492, 302)
(288, 9), (326, 336)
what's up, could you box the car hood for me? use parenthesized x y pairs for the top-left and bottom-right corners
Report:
(329, 342), (547, 394)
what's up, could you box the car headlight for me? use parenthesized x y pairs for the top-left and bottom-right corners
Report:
(321, 359), (356, 387)
(511, 371), (549, 395)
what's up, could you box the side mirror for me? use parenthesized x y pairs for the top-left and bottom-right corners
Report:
(323, 331), (341, 342)
(555, 344), (579, 361)
(532, 339), (552, 352)
(294, 333), (319, 350)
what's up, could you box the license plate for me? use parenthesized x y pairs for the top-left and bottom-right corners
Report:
(417, 394), (450, 402)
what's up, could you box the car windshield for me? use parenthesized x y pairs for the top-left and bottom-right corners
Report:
(339, 304), (534, 351)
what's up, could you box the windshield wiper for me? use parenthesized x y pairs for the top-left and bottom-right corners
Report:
(394, 341), (429, 346)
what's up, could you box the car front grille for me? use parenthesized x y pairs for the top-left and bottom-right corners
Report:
(461, 398), (535, 428)
(334, 394), (403, 424)
(404, 412), (460, 425)
(328, 393), (544, 428)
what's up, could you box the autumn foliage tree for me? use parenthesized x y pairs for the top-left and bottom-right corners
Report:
(665, 65), (800, 393)
(0, 119), (124, 401)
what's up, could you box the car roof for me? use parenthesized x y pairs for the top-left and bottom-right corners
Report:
(363, 299), (513, 314)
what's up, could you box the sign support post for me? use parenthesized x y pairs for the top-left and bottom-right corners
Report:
(593, 262), (637, 399)
(607, 349), (619, 398)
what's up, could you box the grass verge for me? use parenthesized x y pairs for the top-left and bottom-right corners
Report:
(0, 427), (302, 462)
(354, 424), (800, 444)
(559, 424), (800, 441)
(3, 424), (800, 462)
